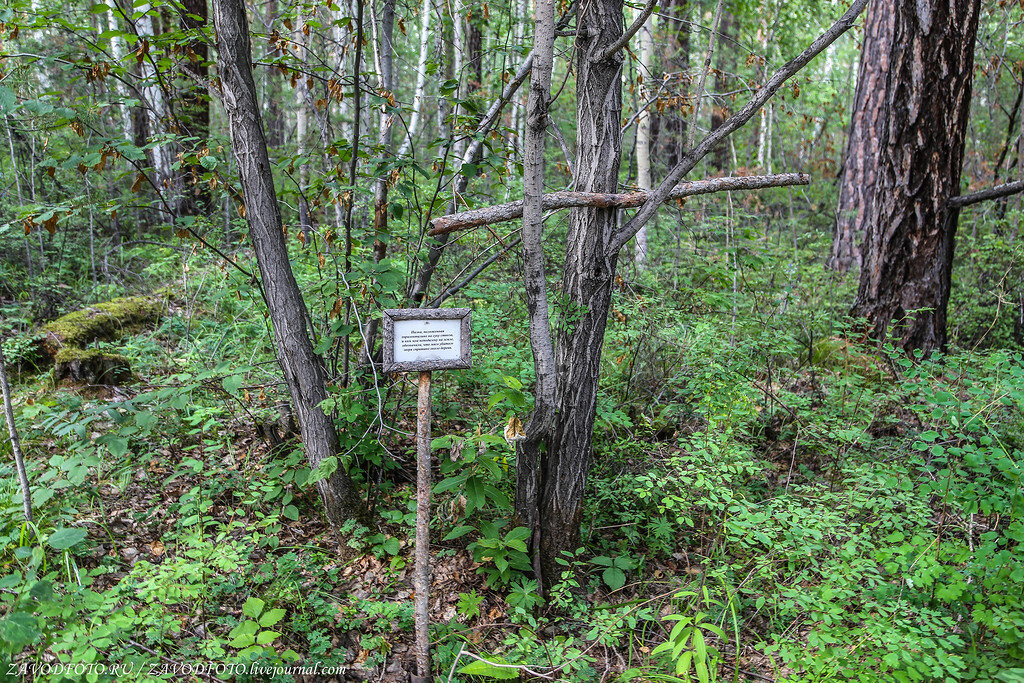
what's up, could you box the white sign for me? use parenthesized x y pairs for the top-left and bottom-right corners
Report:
(393, 318), (463, 363)
(382, 308), (472, 372)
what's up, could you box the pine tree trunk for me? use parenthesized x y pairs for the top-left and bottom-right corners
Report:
(829, 0), (894, 272)
(214, 0), (363, 526)
(851, 0), (980, 351)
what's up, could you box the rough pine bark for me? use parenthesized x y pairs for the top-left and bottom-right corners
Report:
(852, 0), (981, 352)
(214, 0), (363, 526)
(829, 0), (894, 272)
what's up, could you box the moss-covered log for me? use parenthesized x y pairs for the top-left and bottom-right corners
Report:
(39, 296), (163, 355)
(27, 295), (165, 385)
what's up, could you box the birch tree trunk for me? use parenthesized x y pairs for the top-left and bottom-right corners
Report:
(829, 0), (894, 273)
(851, 0), (981, 352)
(136, 4), (170, 186)
(397, 0), (433, 159)
(634, 9), (654, 270)
(214, 0), (363, 526)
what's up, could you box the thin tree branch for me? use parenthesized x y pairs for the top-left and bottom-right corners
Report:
(948, 179), (1024, 208)
(428, 173), (809, 235)
(686, 0), (724, 151)
(591, 0), (657, 63)
(0, 344), (32, 523)
(610, 0), (868, 253)
(427, 237), (522, 307)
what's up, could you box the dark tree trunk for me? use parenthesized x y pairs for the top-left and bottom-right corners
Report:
(829, 0), (894, 272)
(653, 0), (689, 169)
(263, 0), (285, 148)
(851, 0), (980, 352)
(467, 18), (483, 91)
(176, 0), (211, 217)
(214, 0), (363, 526)
(534, 0), (624, 585)
(708, 10), (735, 172)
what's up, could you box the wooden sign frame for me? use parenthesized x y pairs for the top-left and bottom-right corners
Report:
(382, 308), (472, 373)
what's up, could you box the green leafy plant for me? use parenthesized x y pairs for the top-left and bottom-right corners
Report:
(467, 521), (532, 586)
(648, 588), (725, 683)
(590, 554), (636, 591)
(227, 596), (288, 657)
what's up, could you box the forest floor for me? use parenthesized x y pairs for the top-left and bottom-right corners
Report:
(3, 268), (1024, 683)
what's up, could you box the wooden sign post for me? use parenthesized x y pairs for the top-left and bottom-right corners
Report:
(382, 308), (471, 682)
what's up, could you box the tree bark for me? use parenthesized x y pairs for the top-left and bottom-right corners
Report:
(361, 0), (397, 362)
(515, 0), (558, 587)
(0, 344), (32, 523)
(708, 10), (735, 172)
(634, 7), (654, 270)
(531, 0), (625, 586)
(829, 0), (894, 273)
(507, 0), (866, 588)
(397, 0), (433, 160)
(214, 0), (363, 526)
(176, 0), (211, 217)
(653, 0), (689, 169)
(294, 12), (311, 241)
(851, 0), (981, 352)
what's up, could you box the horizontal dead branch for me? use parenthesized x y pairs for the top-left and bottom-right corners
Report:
(948, 179), (1024, 209)
(428, 173), (810, 236)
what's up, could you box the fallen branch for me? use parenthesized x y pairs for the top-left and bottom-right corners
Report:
(948, 179), (1024, 208)
(428, 173), (809, 235)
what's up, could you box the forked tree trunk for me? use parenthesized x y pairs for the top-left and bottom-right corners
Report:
(515, 0), (558, 584)
(508, 0), (867, 588)
(214, 0), (363, 526)
(829, 0), (894, 273)
(534, 0), (624, 585)
(851, 0), (981, 352)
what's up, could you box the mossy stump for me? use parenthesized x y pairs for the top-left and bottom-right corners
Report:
(39, 296), (162, 354)
(54, 348), (132, 385)
(35, 295), (163, 386)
